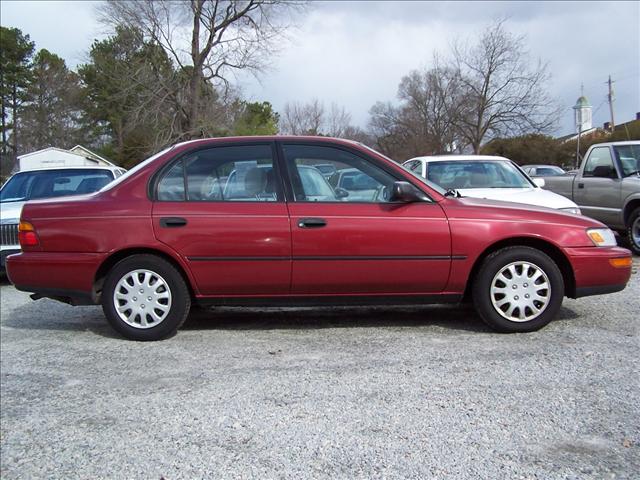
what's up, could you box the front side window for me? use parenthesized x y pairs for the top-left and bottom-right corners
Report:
(283, 144), (398, 203)
(156, 144), (277, 202)
(583, 147), (615, 177)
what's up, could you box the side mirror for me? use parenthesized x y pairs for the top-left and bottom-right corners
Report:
(533, 178), (545, 188)
(592, 165), (617, 178)
(389, 181), (430, 203)
(334, 187), (349, 199)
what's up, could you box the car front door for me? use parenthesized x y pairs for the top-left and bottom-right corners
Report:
(575, 146), (622, 225)
(152, 143), (291, 296)
(281, 142), (451, 295)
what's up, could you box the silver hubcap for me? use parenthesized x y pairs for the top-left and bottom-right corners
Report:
(490, 261), (551, 322)
(113, 269), (172, 329)
(632, 216), (640, 247)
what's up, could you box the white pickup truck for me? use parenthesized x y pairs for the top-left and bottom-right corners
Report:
(1, 165), (126, 271)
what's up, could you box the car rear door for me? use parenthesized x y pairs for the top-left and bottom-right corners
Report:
(280, 142), (451, 295)
(152, 142), (291, 296)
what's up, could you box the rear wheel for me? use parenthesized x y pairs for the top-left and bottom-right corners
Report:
(627, 207), (640, 255)
(472, 246), (564, 332)
(102, 255), (191, 341)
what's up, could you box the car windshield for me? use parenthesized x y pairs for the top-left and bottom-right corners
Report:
(99, 145), (174, 192)
(425, 160), (533, 189)
(0, 169), (115, 202)
(614, 145), (640, 176)
(536, 167), (564, 176)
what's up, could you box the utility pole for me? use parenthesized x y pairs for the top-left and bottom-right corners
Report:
(607, 75), (615, 131)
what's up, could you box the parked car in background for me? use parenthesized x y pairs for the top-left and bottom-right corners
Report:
(328, 167), (385, 202)
(313, 163), (337, 179)
(403, 155), (581, 214)
(522, 165), (566, 177)
(0, 166), (126, 271)
(542, 141), (640, 254)
(6, 137), (631, 341)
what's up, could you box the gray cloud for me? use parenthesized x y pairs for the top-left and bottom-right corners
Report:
(2, 0), (638, 138)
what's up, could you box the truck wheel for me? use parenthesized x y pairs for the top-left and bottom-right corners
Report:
(101, 254), (191, 341)
(472, 246), (564, 332)
(627, 207), (640, 255)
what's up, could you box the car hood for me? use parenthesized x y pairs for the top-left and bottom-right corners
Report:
(446, 195), (605, 229)
(0, 201), (25, 224)
(456, 187), (579, 210)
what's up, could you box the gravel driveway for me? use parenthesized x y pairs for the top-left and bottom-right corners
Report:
(1, 259), (639, 479)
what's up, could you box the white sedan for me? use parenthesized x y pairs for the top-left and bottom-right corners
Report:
(403, 155), (581, 214)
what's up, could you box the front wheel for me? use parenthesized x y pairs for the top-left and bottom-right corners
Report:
(102, 254), (191, 341)
(472, 247), (564, 332)
(627, 207), (640, 255)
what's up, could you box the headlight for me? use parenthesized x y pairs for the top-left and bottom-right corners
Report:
(586, 228), (617, 247)
(560, 207), (581, 215)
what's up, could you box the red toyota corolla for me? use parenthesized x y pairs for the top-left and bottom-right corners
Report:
(6, 137), (633, 340)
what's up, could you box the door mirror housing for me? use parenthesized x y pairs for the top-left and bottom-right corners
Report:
(533, 177), (545, 188)
(591, 165), (617, 178)
(334, 187), (349, 199)
(389, 181), (430, 203)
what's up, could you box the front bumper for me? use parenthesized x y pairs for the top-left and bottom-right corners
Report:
(564, 246), (633, 298)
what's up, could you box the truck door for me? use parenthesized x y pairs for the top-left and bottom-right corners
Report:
(575, 146), (622, 226)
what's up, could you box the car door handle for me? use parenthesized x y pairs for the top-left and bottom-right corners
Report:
(298, 218), (327, 228)
(160, 217), (188, 228)
(578, 183), (585, 189)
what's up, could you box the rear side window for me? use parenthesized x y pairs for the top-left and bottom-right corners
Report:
(156, 144), (277, 202)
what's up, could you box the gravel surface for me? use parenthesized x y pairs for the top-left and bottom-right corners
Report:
(1, 259), (639, 479)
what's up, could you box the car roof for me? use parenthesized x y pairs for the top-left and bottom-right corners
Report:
(588, 141), (640, 147)
(405, 155), (511, 163)
(521, 164), (563, 168)
(17, 165), (124, 172)
(173, 135), (363, 149)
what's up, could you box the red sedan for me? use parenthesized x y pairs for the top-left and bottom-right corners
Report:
(6, 137), (633, 340)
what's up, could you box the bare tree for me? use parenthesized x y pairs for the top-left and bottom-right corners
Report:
(398, 60), (465, 153)
(326, 103), (351, 137)
(368, 60), (465, 160)
(99, 0), (302, 139)
(279, 99), (324, 135)
(453, 20), (560, 153)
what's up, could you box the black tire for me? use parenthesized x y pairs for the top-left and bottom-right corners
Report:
(101, 254), (191, 341)
(472, 246), (564, 333)
(626, 207), (640, 255)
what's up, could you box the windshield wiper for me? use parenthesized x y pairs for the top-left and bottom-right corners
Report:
(624, 170), (640, 177)
(444, 189), (462, 198)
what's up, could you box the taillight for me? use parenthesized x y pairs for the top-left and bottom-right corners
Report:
(18, 221), (39, 247)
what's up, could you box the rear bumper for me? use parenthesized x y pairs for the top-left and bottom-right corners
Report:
(0, 248), (20, 270)
(6, 251), (105, 303)
(564, 246), (633, 298)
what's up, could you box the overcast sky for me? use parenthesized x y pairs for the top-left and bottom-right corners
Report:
(1, 0), (638, 136)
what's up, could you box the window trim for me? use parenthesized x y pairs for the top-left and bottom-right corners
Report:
(276, 140), (434, 204)
(150, 141), (285, 203)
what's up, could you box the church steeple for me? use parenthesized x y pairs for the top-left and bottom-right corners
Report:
(573, 85), (592, 133)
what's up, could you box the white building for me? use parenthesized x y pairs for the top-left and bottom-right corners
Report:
(17, 145), (116, 172)
(573, 94), (593, 133)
